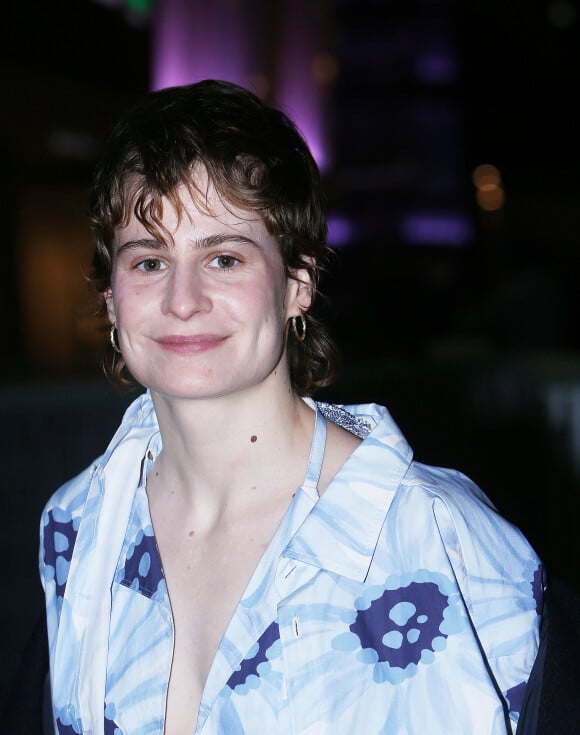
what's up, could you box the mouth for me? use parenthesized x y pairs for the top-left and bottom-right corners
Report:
(155, 334), (227, 355)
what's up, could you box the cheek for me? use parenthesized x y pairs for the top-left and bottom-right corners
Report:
(252, 279), (288, 324)
(225, 267), (287, 316)
(110, 279), (149, 326)
(265, 263), (292, 309)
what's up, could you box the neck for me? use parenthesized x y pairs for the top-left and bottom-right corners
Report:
(148, 374), (316, 517)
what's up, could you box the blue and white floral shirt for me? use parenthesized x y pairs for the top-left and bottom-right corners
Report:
(40, 392), (542, 734)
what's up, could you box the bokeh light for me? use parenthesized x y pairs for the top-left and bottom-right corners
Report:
(472, 163), (505, 212)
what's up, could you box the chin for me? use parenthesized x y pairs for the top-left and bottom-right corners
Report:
(132, 351), (286, 402)
(146, 375), (253, 402)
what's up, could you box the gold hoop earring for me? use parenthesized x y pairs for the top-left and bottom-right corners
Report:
(291, 313), (306, 342)
(110, 324), (122, 353)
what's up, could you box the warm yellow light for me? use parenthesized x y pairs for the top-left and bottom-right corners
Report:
(476, 186), (505, 211)
(472, 163), (505, 211)
(472, 163), (502, 189)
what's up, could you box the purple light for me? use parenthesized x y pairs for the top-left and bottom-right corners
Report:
(151, 0), (253, 90)
(273, 1), (331, 171)
(399, 212), (473, 246)
(415, 53), (458, 86)
(276, 87), (328, 171)
(327, 214), (355, 247)
(150, 0), (330, 173)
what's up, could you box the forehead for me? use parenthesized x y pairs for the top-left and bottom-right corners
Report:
(115, 177), (272, 248)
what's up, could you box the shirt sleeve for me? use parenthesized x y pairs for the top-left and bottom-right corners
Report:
(425, 467), (544, 731)
(39, 462), (96, 649)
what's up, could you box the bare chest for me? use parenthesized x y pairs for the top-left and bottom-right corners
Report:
(151, 505), (284, 734)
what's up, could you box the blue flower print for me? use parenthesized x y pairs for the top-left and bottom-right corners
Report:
(55, 704), (122, 734)
(505, 681), (527, 717)
(333, 571), (465, 685)
(227, 621), (280, 692)
(56, 721), (79, 735)
(119, 529), (164, 598)
(104, 702), (122, 734)
(350, 581), (448, 668)
(43, 510), (78, 599)
(55, 708), (83, 735)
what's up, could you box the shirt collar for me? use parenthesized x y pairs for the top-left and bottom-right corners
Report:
(282, 402), (413, 582)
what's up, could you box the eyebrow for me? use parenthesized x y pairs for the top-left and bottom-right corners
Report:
(115, 234), (263, 257)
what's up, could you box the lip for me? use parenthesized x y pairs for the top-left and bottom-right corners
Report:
(154, 334), (227, 355)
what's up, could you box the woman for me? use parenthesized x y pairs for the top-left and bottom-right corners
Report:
(40, 80), (542, 735)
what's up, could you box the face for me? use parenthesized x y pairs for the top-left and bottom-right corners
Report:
(104, 180), (311, 402)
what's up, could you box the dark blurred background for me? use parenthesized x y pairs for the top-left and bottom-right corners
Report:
(1, 0), (579, 710)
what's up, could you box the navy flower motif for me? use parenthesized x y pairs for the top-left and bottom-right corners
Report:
(120, 530), (164, 598)
(43, 510), (78, 599)
(55, 704), (121, 733)
(104, 701), (122, 734)
(350, 581), (449, 669)
(121, 531), (163, 597)
(56, 721), (79, 735)
(104, 716), (122, 734)
(505, 681), (527, 716)
(532, 563), (544, 616)
(227, 621), (280, 690)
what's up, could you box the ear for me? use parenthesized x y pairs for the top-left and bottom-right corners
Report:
(103, 287), (117, 325)
(286, 260), (315, 317)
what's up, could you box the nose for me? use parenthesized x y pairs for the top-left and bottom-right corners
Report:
(161, 267), (211, 320)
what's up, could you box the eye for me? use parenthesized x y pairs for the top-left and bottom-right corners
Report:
(210, 254), (240, 270)
(137, 258), (165, 272)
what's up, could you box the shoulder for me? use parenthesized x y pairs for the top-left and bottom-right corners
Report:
(42, 459), (100, 521)
(399, 459), (538, 571)
(39, 458), (102, 605)
(41, 389), (156, 520)
(394, 457), (541, 576)
(315, 399), (543, 725)
(392, 459), (543, 652)
(322, 399), (542, 611)
(399, 460), (502, 535)
(39, 390), (157, 595)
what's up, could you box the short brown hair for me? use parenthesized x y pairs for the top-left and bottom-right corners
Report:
(89, 79), (338, 395)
